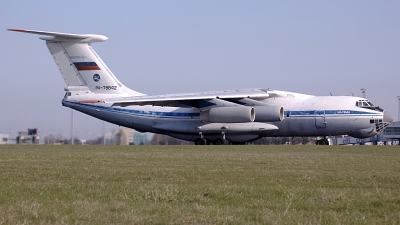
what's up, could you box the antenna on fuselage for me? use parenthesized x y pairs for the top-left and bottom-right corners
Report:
(360, 88), (366, 98)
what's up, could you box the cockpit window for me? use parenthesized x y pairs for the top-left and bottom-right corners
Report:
(355, 100), (382, 112)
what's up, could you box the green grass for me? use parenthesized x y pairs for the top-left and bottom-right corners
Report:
(0, 145), (399, 224)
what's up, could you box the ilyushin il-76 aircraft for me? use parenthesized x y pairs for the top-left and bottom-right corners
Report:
(8, 28), (394, 145)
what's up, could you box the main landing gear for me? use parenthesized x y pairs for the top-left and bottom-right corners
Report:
(316, 138), (329, 145)
(194, 137), (208, 145)
(194, 132), (207, 145)
(214, 138), (230, 145)
(194, 132), (230, 145)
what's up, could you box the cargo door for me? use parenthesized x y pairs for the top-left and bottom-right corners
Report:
(315, 110), (327, 129)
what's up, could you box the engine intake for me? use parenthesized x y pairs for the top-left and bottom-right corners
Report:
(253, 105), (284, 122)
(200, 106), (255, 123)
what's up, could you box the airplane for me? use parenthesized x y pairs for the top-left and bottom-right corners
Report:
(8, 28), (394, 145)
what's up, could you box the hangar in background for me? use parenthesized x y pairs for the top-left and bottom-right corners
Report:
(371, 121), (400, 145)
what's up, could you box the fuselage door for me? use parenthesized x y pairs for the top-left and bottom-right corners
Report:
(315, 110), (327, 129)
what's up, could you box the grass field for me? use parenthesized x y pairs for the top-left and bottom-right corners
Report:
(0, 145), (399, 224)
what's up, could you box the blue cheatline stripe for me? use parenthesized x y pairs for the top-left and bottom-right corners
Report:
(286, 110), (380, 116)
(64, 100), (380, 118)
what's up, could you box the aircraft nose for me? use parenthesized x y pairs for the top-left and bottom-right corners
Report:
(383, 111), (394, 124)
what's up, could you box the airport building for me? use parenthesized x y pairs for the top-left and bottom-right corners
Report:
(115, 129), (134, 145)
(133, 132), (147, 145)
(105, 129), (147, 145)
(0, 134), (9, 144)
(370, 121), (400, 145)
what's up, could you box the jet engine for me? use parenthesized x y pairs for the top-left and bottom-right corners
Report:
(200, 106), (255, 123)
(253, 105), (284, 122)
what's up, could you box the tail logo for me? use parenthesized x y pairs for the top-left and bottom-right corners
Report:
(93, 74), (101, 82)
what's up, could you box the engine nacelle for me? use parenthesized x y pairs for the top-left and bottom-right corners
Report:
(253, 105), (284, 122)
(200, 106), (255, 123)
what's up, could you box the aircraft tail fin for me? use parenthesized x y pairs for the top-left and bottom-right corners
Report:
(8, 29), (143, 96)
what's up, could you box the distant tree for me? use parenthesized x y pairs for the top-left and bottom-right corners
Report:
(44, 134), (56, 144)
(73, 136), (81, 145)
(273, 137), (289, 145)
(61, 138), (69, 144)
(86, 136), (104, 145)
(56, 134), (63, 143)
(301, 137), (312, 145)
(291, 137), (303, 145)
(252, 137), (270, 145)
(252, 136), (315, 145)
(151, 134), (166, 145)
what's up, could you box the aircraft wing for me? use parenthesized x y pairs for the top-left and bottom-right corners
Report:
(108, 88), (271, 108)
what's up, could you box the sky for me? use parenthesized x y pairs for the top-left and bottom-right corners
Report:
(1, 1), (399, 142)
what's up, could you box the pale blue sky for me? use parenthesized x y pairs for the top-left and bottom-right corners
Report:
(1, 1), (399, 140)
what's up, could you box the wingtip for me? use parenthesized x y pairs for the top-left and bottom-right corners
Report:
(7, 28), (27, 32)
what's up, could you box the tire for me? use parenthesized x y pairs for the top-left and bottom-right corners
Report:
(316, 140), (326, 145)
(215, 138), (224, 145)
(195, 138), (207, 145)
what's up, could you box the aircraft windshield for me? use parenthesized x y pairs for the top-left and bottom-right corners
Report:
(355, 100), (383, 111)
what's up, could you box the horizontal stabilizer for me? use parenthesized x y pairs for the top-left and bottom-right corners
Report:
(7, 28), (108, 43)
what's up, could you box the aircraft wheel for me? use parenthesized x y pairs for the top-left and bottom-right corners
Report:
(195, 138), (207, 145)
(316, 139), (327, 145)
(215, 138), (224, 145)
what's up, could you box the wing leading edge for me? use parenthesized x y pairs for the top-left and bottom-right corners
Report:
(109, 88), (271, 107)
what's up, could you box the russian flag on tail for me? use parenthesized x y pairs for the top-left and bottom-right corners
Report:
(74, 62), (101, 71)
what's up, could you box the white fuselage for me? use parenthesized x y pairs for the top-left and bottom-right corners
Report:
(62, 90), (388, 143)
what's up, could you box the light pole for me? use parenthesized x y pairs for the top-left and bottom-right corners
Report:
(103, 121), (106, 145)
(71, 109), (74, 145)
(397, 96), (400, 122)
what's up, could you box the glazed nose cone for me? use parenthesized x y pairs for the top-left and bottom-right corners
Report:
(383, 111), (394, 123)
